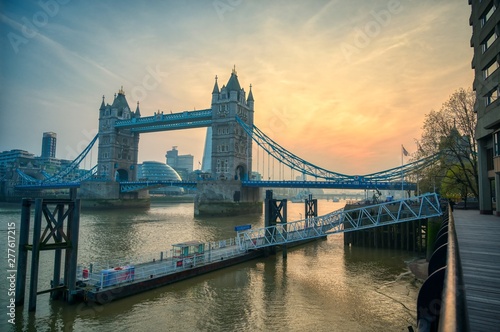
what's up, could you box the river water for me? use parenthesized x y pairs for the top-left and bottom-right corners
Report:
(1, 200), (420, 331)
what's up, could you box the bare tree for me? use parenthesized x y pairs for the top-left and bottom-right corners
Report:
(414, 88), (478, 199)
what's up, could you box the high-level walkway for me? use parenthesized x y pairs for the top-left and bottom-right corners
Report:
(453, 209), (500, 331)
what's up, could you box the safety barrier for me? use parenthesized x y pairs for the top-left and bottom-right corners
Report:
(78, 237), (244, 290)
(416, 203), (469, 331)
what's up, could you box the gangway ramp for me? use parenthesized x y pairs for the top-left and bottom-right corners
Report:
(237, 193), (442, 250)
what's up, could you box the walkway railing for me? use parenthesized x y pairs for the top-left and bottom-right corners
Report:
(416, 204), (469, 331)
(78, 237), (244, 291)
(237, 193), (442, 250)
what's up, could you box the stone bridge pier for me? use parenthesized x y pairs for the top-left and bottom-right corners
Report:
(194, 180), (261, 216)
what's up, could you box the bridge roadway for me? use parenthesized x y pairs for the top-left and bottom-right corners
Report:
(15, 179), (417, 192)
(114, 109), (212, 133)
(453, 209), (500, 331)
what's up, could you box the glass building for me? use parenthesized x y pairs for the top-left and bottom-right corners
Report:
(137, 161), (184, 195)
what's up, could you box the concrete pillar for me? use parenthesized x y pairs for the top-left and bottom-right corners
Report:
(477, 138), (493, 214)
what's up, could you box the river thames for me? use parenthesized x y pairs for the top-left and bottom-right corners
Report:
(1, 200), (421, 331)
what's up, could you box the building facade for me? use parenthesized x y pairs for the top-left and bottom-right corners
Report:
(41, 132), (57, 159)
(470, 0), (500, 214)
(165, 146), (194, 180)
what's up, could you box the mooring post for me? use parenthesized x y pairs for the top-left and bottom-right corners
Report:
(281, 200), (288, 259)
(15, 199), (31, 306)
(264, 190), (288, 257)
(65, 198), (81, 304)
(51, 203), (64, 300)
(28, 198), (43, 312)
(264, 190), (274, 256)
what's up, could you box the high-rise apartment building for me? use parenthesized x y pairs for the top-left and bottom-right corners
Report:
(41, 132), (57, 159)
(470, 0), (499, 214)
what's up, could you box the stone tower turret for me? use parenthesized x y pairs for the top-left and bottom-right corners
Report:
(96, 87), (140, 182)
(210, 68), (254, 181)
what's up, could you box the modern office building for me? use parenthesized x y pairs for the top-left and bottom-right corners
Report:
(41, 132), (57, 159)
(165, 146), (194, 180)
(470, 0), (499, 214)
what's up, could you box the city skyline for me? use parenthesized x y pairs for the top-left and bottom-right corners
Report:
(0, 1), (473, 175)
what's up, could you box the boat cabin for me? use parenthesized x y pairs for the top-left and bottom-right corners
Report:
(172, 241), (205, 258)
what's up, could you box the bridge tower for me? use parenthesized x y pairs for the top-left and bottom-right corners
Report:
(195, 68), (261, 215)
(96, 87), (140, 182)
(80, 88), (147, 207)
(210, 67), (254, 180)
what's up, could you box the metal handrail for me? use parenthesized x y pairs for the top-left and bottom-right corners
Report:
(438, 205), (469, 331)
(416, 203), (470, 331)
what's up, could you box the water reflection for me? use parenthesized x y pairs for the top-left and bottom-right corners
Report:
(2, 201), (418, 332)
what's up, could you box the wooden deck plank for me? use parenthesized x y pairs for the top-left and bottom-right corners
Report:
(453, 209), (500, 332)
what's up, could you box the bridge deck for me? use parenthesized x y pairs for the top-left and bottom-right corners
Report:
(453, 209), (500, 331)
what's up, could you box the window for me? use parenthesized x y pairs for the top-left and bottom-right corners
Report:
(486, 86), (499, 106)
(494, 132), (500, 156)
(481, 4), (496, 27)
(482, 31), (498, 53)
(216, 159), (229, 173)
(483, 59), (499, 79)
(217, 126), (229, 135)
(217, 144), (229, 152)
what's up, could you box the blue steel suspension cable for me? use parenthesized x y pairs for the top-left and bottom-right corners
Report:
(236, 115), (440, 182)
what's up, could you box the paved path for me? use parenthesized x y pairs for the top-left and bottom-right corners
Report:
(453, 209), (500, 331)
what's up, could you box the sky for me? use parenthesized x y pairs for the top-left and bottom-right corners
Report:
(0, 0), (474, 177)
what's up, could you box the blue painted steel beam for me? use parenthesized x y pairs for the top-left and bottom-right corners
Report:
(129, 120), (212, 133)
(15, 183), (81, 190)
(242, 180), (417, 190)
(115, 109), (212, 133)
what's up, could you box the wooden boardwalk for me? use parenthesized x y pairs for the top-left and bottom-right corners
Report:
(453, 209), (500, 331)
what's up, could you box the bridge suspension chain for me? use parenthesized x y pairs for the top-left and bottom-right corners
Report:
(236, 116), (440, 183)
(43, 134), (99, 183)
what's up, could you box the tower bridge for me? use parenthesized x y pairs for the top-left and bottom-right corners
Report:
(13, 68), (439, 214)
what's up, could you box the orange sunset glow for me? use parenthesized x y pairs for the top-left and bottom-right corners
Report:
(0, 1), (473, 176)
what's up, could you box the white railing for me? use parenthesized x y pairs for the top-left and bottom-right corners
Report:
(78, 237), (245, 290)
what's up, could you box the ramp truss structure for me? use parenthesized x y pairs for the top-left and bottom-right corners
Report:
(237, 193), (442, 250)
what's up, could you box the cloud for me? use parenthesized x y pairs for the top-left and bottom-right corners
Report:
(0, 1), (473, 177)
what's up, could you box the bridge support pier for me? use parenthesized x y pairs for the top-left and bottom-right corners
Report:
(304, 194), (317, 228)
(264, 190), (288, 258)
(15, 193), (81, 311)
(79, 181), (150, 209)
(194, 180), (262, 216)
